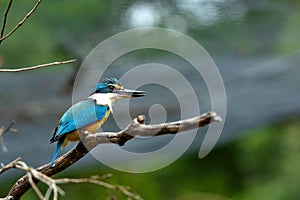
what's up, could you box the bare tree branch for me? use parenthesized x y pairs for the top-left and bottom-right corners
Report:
(6, 112), (221, 199)
(0, 0), (43, 44)
(82, 112), (222, 149)
(0, 0), (13, 40)
(1, 159), (142, 200)
(0, 59), (77, 72)
(0, 121), (18, 152)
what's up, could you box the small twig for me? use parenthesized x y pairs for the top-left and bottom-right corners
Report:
(0, 121), (18, 152)
(55, 176), (143, 200)
(0, 0), (43, 43)
(27, 172), (45, 200)
(0, 121), (16, 134)
(0, 137), (8, 152)
(0, 59), (77, 72)
(0, 0), (13, 39)
(0, 157), (21, 175)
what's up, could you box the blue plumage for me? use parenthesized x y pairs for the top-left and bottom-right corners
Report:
(50, 99), (109, 142)
(93, 77), (122, 94)
(49, 99), (109, 166)
(50, 139), (63, 167)
(49, 77), (145, 167)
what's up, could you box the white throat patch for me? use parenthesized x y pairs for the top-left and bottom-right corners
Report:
(88, 93), (119, 113)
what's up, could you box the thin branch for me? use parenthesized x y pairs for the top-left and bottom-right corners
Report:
(0, 137), (8, 153)
(0, 121), (18, 152)
(7, 112), (222, 199)
(0, 121), (16, 135)
(0, 59), (77, 72)
(27, 172), (45, 200)
(55, 176), (143, 200)
(0, 0), (13, 39)
(0, 0), (43, 43)
(1, 159), (142, 200)
(0, 157), (21, 175)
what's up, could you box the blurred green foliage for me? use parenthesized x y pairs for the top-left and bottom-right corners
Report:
(1, 119), (298, 199)
(0, 0), (111, 65)
(0, 0), (299, 67)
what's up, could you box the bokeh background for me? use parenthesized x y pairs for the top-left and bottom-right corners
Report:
(1, 0), (300, 199)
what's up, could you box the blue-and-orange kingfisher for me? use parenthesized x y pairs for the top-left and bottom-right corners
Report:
(49, 77), (145, 167)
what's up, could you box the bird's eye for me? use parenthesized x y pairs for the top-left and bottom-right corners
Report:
(108, 85), (115, 90)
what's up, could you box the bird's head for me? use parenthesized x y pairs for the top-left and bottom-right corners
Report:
(89, 77), (145, 106)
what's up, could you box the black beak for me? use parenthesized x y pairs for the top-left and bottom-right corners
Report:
(116, 88), (146, 98)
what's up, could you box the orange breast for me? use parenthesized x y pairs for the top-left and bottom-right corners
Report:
(66, 131), (80, 141)
(62, 109), (111, 148)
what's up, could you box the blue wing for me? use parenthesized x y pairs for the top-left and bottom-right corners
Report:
(50, 99), (109, 142)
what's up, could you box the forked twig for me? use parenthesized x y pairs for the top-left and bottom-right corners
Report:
(0, 121), (18, 152)
(0, 0), (43, 43)
(0, 159), (142, 200)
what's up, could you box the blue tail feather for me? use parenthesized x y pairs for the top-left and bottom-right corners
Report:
(50, 139), (63, 167)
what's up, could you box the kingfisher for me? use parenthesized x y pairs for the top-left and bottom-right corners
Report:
(49, 77), (145, 167)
